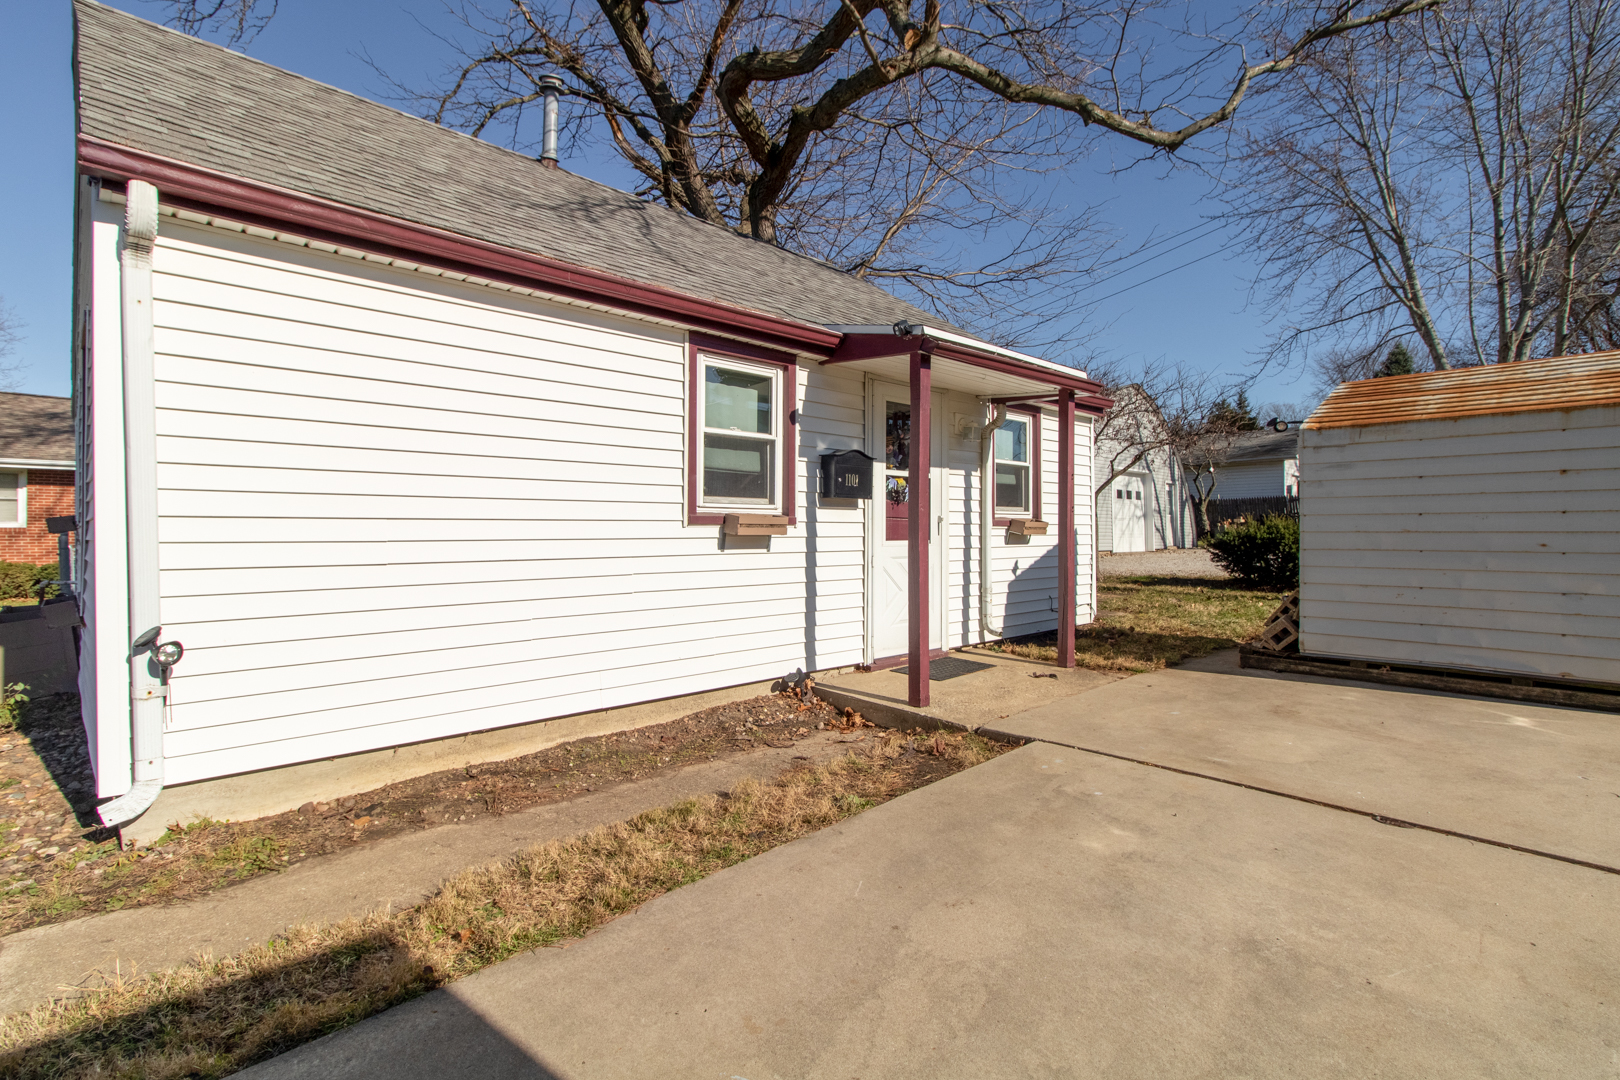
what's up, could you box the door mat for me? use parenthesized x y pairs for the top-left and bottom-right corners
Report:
(894, 656), (996, 681)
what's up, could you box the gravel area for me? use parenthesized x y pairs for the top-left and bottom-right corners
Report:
(1097, 547), (1229, 579)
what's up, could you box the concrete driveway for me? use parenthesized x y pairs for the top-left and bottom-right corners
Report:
(243, 654), (1620, 1079)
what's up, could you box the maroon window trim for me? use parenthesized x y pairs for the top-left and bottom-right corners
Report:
(687, 332), (799, 527)
(992, 405), (1042, 528)
(78, 136), (841, 358)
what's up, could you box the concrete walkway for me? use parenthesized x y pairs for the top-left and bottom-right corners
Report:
(0, 733), (863, 1015)
(241, 653), (1620, 1079)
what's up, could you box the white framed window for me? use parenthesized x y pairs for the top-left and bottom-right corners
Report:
(993, 414), (1033, 518)
(0, 471), (24, 528)
(697, 354), (783, 512)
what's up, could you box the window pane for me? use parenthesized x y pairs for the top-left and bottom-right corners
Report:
(0, 473), (17, 525)
(705, 364), (773, 434)
(995, 462), (1029, 513)
(703, 433), (774, 503)
(994, 419), (1028, 463)
(885, 402), (910, 470)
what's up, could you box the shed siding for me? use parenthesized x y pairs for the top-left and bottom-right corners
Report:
(1299, 406), (1620, 683)
(145, 220), (873, 784)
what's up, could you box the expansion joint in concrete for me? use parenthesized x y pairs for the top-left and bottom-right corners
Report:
(991, 731), (1620, 879)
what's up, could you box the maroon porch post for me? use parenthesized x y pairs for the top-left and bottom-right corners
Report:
(1058, 388), (1077, 668)
(908, 349), (932, 707)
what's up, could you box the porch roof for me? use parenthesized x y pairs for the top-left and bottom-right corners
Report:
(823, 325), (1111, 412)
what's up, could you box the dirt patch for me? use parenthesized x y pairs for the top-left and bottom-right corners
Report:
(0, 686), (867, 937)
(0, 730), (1009, 1079)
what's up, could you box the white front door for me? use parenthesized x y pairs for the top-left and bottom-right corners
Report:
(1112, 473), (1148, 552)
(867, 380), (946, 661)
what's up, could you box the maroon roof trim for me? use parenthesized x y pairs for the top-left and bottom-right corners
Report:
(825, 332), (1110, 408)
(77, 135), (843, 357)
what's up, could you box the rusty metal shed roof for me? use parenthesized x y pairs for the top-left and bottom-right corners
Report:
(1304, 350), (1620, 430)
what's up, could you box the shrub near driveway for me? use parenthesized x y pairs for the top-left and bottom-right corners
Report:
(1201, 515), (1300, 591)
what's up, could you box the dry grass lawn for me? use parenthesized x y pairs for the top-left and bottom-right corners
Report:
(987, 576), (1287, 673)
(0, 731), (1003, 1080)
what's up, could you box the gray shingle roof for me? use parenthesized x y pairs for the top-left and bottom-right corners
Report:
(73, 0), (939, 333)
(0, 394), (75, 463)
(1218, 429), (1300, 463)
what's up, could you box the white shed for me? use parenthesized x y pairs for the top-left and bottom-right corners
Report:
(70, 2), (1108, 829)
(1299, 352), (1620, 687)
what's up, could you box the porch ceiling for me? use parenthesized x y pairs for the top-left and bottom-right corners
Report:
(822, 351), (1054, 398)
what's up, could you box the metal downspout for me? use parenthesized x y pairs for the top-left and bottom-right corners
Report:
(98, 179), (165, 830)
(978, 403), (1009, 641)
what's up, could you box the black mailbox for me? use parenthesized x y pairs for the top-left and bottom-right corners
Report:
(819, 449), (875, 499)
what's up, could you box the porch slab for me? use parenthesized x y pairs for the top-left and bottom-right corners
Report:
(814, 648), (1120, 733)
(987, 648), (1620, 870)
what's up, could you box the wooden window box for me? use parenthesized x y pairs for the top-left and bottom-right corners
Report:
(724, 514), (789, 536)
(1007, 519), (1048, 536)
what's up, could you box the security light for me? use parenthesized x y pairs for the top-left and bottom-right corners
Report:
(154, 641), (184, 669)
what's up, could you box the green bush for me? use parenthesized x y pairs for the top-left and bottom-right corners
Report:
(0, 562), (60, 603)
(1201, 515), (1299, 590)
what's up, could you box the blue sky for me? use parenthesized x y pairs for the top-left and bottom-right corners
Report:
(0, 0), (1317, 412)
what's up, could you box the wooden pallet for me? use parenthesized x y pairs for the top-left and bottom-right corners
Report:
(1257, 591), (1300, 653)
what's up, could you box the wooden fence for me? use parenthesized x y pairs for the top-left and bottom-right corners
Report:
(1196, 496), (1300, 540)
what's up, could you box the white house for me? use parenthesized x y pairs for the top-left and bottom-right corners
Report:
(1194, 428), (1301, 501)
(1094, 387), (1195, 552)
(71, 1), (1109, 826)
(1299, 352), (1620, 686)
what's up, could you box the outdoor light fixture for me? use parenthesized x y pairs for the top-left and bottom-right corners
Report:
(153, 641), (185, 670)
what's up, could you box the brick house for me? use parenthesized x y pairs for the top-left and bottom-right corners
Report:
(0, 393), (76, 564)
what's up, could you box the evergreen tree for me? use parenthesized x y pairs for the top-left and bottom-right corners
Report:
(1375, 342), (1418, 377)
(1207, 391), (1262, 431)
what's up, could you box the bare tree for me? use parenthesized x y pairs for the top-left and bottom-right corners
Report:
(150, 0), (278, 47)
(162, 0), (1439, 351)
(1089, 357), (1241, 501)
(1432, 0), (1620, 364)
(0, 304), (22, 392)
(1229, 0), (1620, 373)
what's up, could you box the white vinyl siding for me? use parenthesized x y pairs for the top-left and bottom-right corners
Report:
(1208, 459), (1291, 500)
(1299, 406), (1620, 683)
(954, 406), (1095, 641)
(135, 219), (867, 785)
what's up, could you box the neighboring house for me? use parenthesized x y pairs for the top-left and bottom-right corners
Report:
(0, 393), (76, 565)
(1299, 352), (1620, 685)
(1190, 428), (1301, 502)
(71, 1), (1110, 824)
(1093, 387), (1194, 552)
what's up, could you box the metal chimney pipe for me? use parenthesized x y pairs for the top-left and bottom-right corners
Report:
(538, 74), (564, 169)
